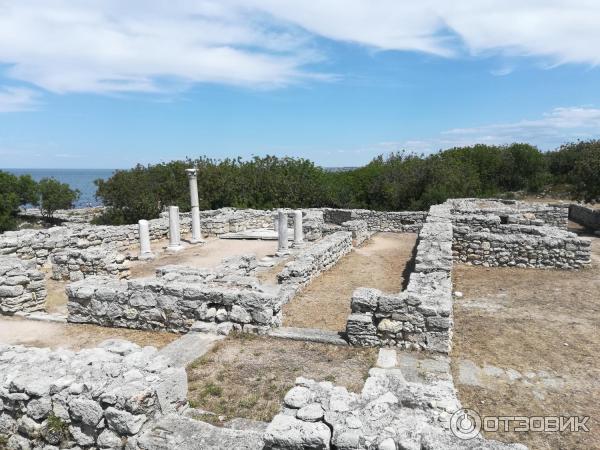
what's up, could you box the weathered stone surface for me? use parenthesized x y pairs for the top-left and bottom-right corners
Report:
(0, 341), (186, 446)
(264, 414), (331, 449)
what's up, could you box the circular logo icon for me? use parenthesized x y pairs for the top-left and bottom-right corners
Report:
(450, 408), (481, 440)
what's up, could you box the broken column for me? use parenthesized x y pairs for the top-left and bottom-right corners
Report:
(293, 210), (303, 246)
(138, 219), (155, 260)
(167, 206), (183, 252)
(186, 168), (204, 244)
(277, 210), (289, 254)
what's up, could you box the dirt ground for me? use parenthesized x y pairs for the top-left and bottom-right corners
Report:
(187, 334), (376, 424)
(128, 236), (278, 278)
(0, 316), (179, 350)
(451, 234), (600, 450)
(282, 232), (417, 331)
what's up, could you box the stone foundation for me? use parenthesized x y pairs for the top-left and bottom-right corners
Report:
(322, 208), (426, 232)
(346, 204), (453, 353)
(0, 340), (187, 448)
(51, 248), (130, 282)
(0, 257), (46, 315)
(570, 203), (600, 231)
(277, 232), (353, 288)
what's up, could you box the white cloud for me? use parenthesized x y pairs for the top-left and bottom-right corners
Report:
(0, 1), (600, 96)
(398, 107), (600, 153)
(0, 87), (39, 112)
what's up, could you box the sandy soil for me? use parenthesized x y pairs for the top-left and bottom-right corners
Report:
(451, 235), (600, 450)
(282, 233), (417, 331)
(128, 236), (278, 278)
(0, 316), (179, 350)
(187, 334), (376, 424)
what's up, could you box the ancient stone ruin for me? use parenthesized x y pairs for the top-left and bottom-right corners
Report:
(0, 194), (592, 449)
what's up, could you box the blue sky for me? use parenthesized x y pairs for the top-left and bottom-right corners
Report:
(1, 1), (600, 169)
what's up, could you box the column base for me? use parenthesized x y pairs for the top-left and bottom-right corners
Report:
(138, 252), (156, 261)
(189, 237), (206, 244)
(166, 244), (184, 253)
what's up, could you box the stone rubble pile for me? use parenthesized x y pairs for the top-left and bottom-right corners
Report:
(0, 256), (46, 315)
(346, 204), (454, 353)
(264, 349), (526, 450)
(51, 248), (131, 282)
(0, 339), (187, 449)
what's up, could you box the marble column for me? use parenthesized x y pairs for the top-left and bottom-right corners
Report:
(186, 168), (204, 243)
(273, 213), (279, 232)
(138, 220), (155, 260)
(167, 206), (183, 252)
(277, 210), (289, 254)
(293, 210), (303, 245)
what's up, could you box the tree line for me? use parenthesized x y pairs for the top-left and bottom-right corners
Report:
(1, 140), (598, 231)
(92, 140), (600, 225)
(0, 174), (80, 232)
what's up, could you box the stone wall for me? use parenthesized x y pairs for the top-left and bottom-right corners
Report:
(66, 232), (353, 334)
(341, 220), (372, 246)
(449, 198), (569, 229)
(0, 256), (46, 315)
(66, 273), (285, 334)
(346, 204), (454, 353)
(277, 231), (353, 287)
(453, 227), (591, 269)
(322, 208), (426, 232)
(19, 207), (106, 224)
(570, 203), (600, 231)
(0, 339), (187, 448)
(51, 248), (131, 282)
(450, 199), (591, 269)
(0, 217), (189, 266)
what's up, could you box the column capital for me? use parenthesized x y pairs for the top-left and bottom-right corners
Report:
(185, 168), (198, 179)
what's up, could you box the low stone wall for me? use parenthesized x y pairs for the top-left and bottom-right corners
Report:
(449, 198), (569, 229)
(0, 256), (46, 315)
(19, 206), (106, 223)
(51, 248), (131, 282)
(340, 220), (372, 246)
(453, 227), (591, 269)
(322, 208), (426, 232)
(277, 231), (353, 287)
(570, 203), (600, 231)
(0, 339), (187, 448)
(346, 204), (454, 353)
(67, 274), (285, 334)
(0, 217), (190, 266)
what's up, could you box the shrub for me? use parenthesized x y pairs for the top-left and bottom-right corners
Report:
(38, 177), (80, 220)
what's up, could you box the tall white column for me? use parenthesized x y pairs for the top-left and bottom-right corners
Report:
(138, 219), (155, 260)
(277, 210), (289, 254)
(273, 213), (279, 232)
(293, 210), (303, 245)
(167, 205), (183, 252)
(186, 168), (204, 244)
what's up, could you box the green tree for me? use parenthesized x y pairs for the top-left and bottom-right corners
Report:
(38, 177), (80, 220)
(0, 171), (40, 232)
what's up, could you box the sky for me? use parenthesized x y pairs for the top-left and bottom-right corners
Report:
(1, 1), (600, 169)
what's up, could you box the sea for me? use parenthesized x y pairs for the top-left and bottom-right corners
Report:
(3, 168), (116, 208)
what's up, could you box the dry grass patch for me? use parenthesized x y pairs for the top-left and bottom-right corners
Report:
(283, 232), (416, 331)
(451, 236), (600, 450)
(186, 333), (376, 424)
